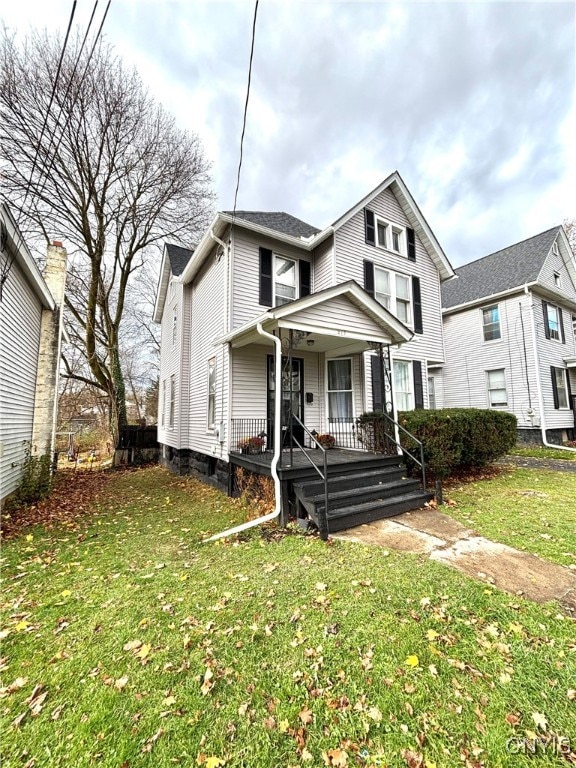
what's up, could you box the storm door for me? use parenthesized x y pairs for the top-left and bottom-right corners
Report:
(267, 356), (304, 447)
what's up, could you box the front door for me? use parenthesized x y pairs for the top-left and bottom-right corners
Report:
(267, 356), (304, 447)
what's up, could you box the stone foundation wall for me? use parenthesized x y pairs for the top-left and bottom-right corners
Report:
(159, 445), (228, 492)
(517, 427), (574, 446)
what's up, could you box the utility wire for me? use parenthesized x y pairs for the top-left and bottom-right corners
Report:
(231, 0), (259, 219)
(17, 0), (77, 221)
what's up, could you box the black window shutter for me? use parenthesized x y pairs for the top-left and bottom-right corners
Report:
(299, 259), (311, 298)
(370, 356), (383, 412)
(364, 208), (375, 246)
(558, 307), (565, 344)
(413, 361), (424, 409)
(412, 276), (423, 333)
(542, 301), (550, 339)
(551, 367), (559, 409)
(407, 227), (416, 262)
(364, 260), (375, 298)
(259, 247), (273, 307)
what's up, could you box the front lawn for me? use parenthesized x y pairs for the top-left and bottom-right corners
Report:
(445, 466), (576, 567)
(1, 467), (575, 768)
(508, 445), (576, 461)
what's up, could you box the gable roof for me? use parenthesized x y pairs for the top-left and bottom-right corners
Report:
(330, 171), (455, 282)
(222, 211), (320, 239)
(165, 243), (195, 276)
(442, 226), (561, 310)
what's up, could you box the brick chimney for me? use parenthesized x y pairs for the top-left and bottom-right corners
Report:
(31, 241), (67, 457)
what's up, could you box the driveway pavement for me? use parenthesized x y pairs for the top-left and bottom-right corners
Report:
(500, 454), (576, 473)
(335, 508), (576, 616)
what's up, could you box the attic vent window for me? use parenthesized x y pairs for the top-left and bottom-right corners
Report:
(553, 271), (562, 288)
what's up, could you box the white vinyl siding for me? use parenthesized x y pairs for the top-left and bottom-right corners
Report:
(334, 185), (445, 364)
(0, 257), (43, 500)
(157, 281), (184, 448)
(537, 236), (576, 302)
(291, 294), (393, 339)
(311, 236), (334, 292)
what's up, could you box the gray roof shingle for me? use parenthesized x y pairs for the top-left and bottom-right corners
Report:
(222, 211), (320, 238)
(442, 227), (561, 309)
(166, 243), (195, 276)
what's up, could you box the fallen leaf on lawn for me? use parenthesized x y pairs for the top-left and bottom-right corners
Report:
(15, 620), (30, 632)
(263, 716), (276, 730)
(402, 749), (425, 768)
(532, 712), (548, 731)
(428, 664), (438, 677)
(201, 668), (214, 696)
(238, 702), (248, 717)
(426, 630), (439, 641)
(279, 718), (290, 733)
(162, 695), (176, 707)
(505, 712), (521, 726)
(300, 748), (314, 762)
(0, 677), (27, 697)
(142, 727), (165, 752)
(135, 643), (151, 660)
(315, 583), (327, 591)
(367, 706), (382, 722)
(12, 711), (27, 728)
(322, 748), (348, 766)
(205, 758), (225, 768)
(28, 691), (47, 716)
(123, 639), (143, 652)
(61, 590), (72, 597)
(114, 676), (129, 691)
(299, 706), (313, 725)
(568, 689), (576, 701)
(51, 704), (65, 720)
(405, 655), (419, 668)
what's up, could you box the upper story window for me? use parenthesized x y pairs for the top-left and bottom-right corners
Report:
(172, 307), (178, 346)
(374, 266), (412, 325)
(274, 255), (297, 306)
(375, 215), (405, 255)
(482, 304), (501, 341)
(545, 303), (560, 341)
(553, 271), (562, 289)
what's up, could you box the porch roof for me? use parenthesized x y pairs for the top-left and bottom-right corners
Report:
(215, 281), (414, 352)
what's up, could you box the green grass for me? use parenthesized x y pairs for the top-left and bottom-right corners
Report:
(508, 445), (576, 461)
(445, 467), (576, 567)
(1, 467), (575, 768)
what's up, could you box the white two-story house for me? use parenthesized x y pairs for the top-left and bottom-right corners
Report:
(154, 172), (455, 531)
(442, 226), (576, 446)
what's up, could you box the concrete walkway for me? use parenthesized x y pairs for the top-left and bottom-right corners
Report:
(335, 508), (576, 615)
(500, 454), (576, 473)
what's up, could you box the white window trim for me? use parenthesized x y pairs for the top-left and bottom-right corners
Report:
(393, 359), (414, 412)
(553, 271), (562, 289)
(325, 357), (355, 428)
(481, 304), (502, 343)
(374, 265), (413, 327)
(375, 215), (406, 256)
(169, 375), (176, 429)
(486, 368), (508, 408)
(207, 356), (216, 430)
(171, 305), (178, 348)
(273, 253), (299, 308)
(427, 376), (436, 410)
(553, 367), (569, 409)
(161, 379), (166, 428)
(546, 303), (562, 342)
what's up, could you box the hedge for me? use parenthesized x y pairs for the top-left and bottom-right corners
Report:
(398, 408), (517, 480)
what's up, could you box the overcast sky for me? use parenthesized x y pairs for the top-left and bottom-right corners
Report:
(3, 1), (575, 266)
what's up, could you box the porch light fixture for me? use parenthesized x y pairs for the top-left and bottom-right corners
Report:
(306, 339), (315, 346)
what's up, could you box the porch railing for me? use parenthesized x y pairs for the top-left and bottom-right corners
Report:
(230, 418), (273, 456)
(291, 414), (329, 541)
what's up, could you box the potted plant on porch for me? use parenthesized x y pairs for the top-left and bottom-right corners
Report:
(238, 436), (266, 455)
(315, 433), (336, 450)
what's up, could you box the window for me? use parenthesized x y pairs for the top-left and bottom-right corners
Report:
(274, 255), (296, 306)
(552, 367), (569, 409)
(172, 307), (178, 346)
(487, 369), (507, 407)
(553, 271), (562, 289)
(546, 304), (560, 341)
(393, 360), (414, 411)
(428, 376), (436, 409)
(482, 305), (501, 341)
(327, 359), (353, 423)
(375, 216), (405, 255)
(161, 379), (166, 427)
(169, 375), (175, 428)
(207, 357), (216, 428)
(374, 267), (412, 324)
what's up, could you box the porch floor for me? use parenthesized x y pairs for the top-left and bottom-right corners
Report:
(229, 447), (397, 479)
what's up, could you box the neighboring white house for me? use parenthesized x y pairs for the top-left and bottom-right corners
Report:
(154, 172), (454, 530)
(0, 203), (67, 503)
(442, 226), (576, 445)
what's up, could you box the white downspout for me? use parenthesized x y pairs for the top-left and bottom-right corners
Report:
(526, 286), (576, 453)
(204, 322), (282, 541)
(210, 228), (229, 455)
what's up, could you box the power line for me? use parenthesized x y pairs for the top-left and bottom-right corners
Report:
(232, 0), (259, 219)
(17, 0), (78, 220)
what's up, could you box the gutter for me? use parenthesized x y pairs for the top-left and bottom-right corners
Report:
(204, 322), (282, 541)
(526, 286), (576, 453)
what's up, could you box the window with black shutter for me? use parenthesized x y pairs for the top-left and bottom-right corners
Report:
(364, 209), (375, 245)
(413, 360), (424, 409)
(299, 259), (311, 297)
(370, 355), (383, 412)
(407, 227), (416, 261)
(412, 276), (423, 334)
(364, 260), (375, 298)
(259, 247), (273, 307)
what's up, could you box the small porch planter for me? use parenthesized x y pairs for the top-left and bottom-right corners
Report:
(316, 433), (336, 449)
(238, 436), (266, 455)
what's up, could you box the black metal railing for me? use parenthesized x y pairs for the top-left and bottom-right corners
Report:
(230, 419), (273, 456)
(291, 414), (329, 541)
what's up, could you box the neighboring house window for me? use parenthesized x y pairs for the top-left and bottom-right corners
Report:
(572, 315), (576, 341)
(327, 358), (353, 423)
(482, 305), (501, 341)
(207, 357), (216, 428)
(374, 267), (412, 325)
(169, 375), (175, 428)
(487, 369), (507, 407)
(543, 300), (565, 342)
(161, 379), (166, 427)
(274, 255), (297, 306)
(172, 307), (178, 346)
(553, 271), (562, 289)
(428, 376), (436, 409)
(393, 360), (414, 411)
(551, 367), (569, 409)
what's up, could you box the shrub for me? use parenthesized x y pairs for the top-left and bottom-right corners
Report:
(398, 408), (517, 480)
(16, 442), (53, 505)
(356, 412), (399, 455)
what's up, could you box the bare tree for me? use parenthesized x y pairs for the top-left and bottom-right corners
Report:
(1, 29), (214, 441)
